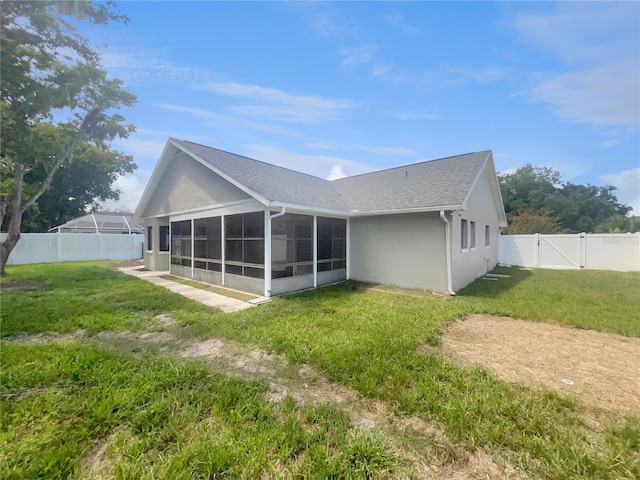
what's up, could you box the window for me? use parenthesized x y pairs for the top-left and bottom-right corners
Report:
(147, 226), (152, 251)
(171, 220), (192, 266)
(317, 217), (346, 271)
(225, 212), (265, 279)
(192, 216), (222, 271)
(461, 219), (468, 250)
(485, 225), (491, 247)
(272, 213), (313, 279)
(470, 221), (476, 249)
(159, 226), (169, 252)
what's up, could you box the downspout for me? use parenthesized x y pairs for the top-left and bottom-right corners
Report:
(270, 206), (286, 220)
(439, 210), (456, 296)
(265, 207), (286, 297)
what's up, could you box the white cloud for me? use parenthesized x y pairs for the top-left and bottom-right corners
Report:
(100, 172), (150, 213)
(305, 142), (416, 156)
(601, 168), (640, 214)
(99, 49), (206, 87)
(327, 165), (346, 181)
(241, 145), (374, 180)
(196, 81), (355, 123)
(394, 111), (442, 121)
(512, 2), (640, 129)
(155, 103), (292, 135)
(531, 61), (639, 128)
(383, 14), (419, 35)
(512, 3), (638, 65)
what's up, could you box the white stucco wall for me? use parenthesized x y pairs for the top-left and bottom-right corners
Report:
(450, 168), (502, 291)
(349, 212), (448, 292)
(140, 153), (251, 219)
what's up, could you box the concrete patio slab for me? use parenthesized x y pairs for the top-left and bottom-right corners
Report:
(118, 266), (259, 313)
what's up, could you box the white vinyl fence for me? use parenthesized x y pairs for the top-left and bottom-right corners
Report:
(499, 233), (640, 271)
(1, 233), (144, 265)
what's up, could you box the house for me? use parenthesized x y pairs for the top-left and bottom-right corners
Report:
(132, 139), (507, 297)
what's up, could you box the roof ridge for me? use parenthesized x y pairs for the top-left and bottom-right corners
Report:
(333, 150), (490, 182)
(173, 138), (334, 184)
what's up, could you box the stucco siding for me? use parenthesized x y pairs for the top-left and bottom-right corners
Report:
(141, 153), (251, 219)
(349, 213), (448, 292)
(450, 168), (501, 291)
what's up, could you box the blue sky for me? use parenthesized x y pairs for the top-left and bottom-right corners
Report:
(93, 1), (640, 213)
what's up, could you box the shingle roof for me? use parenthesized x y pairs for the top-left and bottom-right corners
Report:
(334, 151), (490, 213)
(173, 139), (349, 212)
(170, 139), (490, 214)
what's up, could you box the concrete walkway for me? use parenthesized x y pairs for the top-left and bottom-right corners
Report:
(119, 266), (267, 313)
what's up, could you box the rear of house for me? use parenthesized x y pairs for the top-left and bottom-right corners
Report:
(133, 139), (506, 297)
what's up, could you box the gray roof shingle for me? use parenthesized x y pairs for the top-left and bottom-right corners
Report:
(172, 139), (490, 214)
(333, 151), (490, 212)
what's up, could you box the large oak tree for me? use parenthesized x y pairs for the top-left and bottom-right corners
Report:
(499, 165), (631, 234)
(0, 0), (137, 273)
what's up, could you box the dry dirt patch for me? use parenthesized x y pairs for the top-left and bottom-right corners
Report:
(434, 314), (640, 413)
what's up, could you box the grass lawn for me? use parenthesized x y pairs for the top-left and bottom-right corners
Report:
(1, 262), (639, 479)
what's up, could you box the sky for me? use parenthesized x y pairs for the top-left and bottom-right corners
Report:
(90, 1), (640, 213)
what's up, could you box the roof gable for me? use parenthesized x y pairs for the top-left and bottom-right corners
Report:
(133, 139), (506, 222)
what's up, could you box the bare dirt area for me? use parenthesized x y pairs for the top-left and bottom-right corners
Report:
(7, 312), (528, 479)
(434, 314), (640, 414)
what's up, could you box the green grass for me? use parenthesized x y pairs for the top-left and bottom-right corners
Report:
(160, 274), (258, 302)
(1, 342), (396, 479)
(458, 266), (640, 336)
(1, 262), (639, 479)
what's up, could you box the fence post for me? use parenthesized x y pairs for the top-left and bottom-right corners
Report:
(534, 233), (540, 268)
(580, 233), (586, 268)
(56, 233), (63, 262)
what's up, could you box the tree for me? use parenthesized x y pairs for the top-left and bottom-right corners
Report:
(499, 165), (631, 234)
(595, 215), (640, 233)
(502, 210), (567, 235)
(0, 1), (137, 273)
(3, 124), (136, 233)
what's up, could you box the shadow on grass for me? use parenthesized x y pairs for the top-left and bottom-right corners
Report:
(279, 280), (367, 302)
(456, 266), (533, 298)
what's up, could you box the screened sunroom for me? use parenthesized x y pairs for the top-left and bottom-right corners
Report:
(160, 210), (347, 296)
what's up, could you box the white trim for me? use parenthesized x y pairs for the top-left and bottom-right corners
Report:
(190, 218), (195, 279)
(439, 210), (456, 295)
(268, 201), (349, 217)
(264, 209), (272, 297)
(139, 199), (257, 221)
(346, 217), (351, 280)
(349, 205), (463, 217)
(313, 216), (318, 287)
(221, 215), (226, 286)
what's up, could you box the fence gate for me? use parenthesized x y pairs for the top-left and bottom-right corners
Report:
(498, 233), (640, 271)
(537, 234), (585, 269)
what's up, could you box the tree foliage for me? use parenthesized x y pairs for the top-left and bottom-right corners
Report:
(499, 165), (631, 234)
(0, 1), (137, 273)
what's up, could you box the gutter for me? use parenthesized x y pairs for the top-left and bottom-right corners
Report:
(269, 206), (287, 220)
(439, 210), (456, 296)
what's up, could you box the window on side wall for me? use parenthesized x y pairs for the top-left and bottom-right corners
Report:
(470, 221), (476, 249)
(485, 225), (490, 247)
(461, 219), (468, 250)
(159, 225), (169, 252)
(147, 226), (152, 251)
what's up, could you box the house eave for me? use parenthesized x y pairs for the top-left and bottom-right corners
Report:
(348, 205), (463, 217)
(267, 201), (349, 218)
